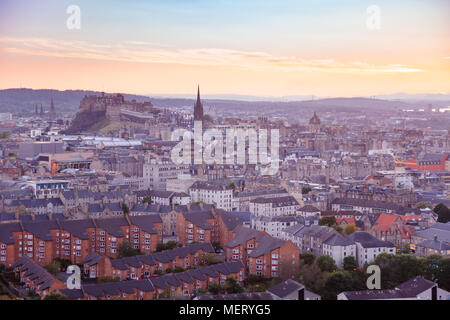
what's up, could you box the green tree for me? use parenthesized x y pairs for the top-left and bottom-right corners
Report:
(173, 266), (185, 273)
(211, 241), (222, 252)
(370, 253), (425, 289)
(278, 258), (300, 280)
(399, 244), (411, 254)
(319, 216), (337, 227)
(316, 255), (337, 273)
(0, 132), (10, 139)
(156, 240), (179, 252)
(301, 187), (312, 194)
(344, 224), (358, 235)
(208, 283), (224, 295)
(45, 260), (61, 275)
(423, 254), (442, 282)
(118, 240), (141, 258)
(322, 271), (354, 300)
(228, 182), (236, 191)
(224, 277), (244, 294)
(299, 252), (315, 265)
(332, 225), (344, 234)
(298, 260), (329, 295)
(142, 196), (152, 204)
(434, 203), (450, 223)
(436, 257), (450, 291)
(415, 202), (433, 209)
(43, 292), (67, 300)
(343, 256), (358, 271)
(97, 276), (120, 284)
(201, 253), (221, 265)
(121, 203), (130, 216)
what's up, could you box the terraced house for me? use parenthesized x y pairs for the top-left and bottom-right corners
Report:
(176, 206), (244, 247)
(0, 215), (163, 266)
(82, 242), (215, 279)
(12, 256), (67, 297)
(225, 225), (300, 277)
(60, 261), (245, 300)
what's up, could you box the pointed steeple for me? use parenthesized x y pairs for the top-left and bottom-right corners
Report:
(49, 97), (55, 122)
(194, 84), (203, 121)
(40, 104), (44, 117)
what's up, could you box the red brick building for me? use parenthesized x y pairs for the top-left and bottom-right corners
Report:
(0, 215), (163, 267)
(59, 261), (245, 300)
(176, 207), (243, 247)
(225, 225), (300, 277)
(12, 256), (67, 297)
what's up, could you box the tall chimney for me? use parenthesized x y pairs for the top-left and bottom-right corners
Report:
(298, 288), (305, 300)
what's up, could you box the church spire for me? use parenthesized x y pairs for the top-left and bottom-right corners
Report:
(194, 84), (203, 121)
(50, 97), (55, 122)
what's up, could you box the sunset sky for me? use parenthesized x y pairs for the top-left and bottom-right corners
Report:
(0, 0), (449, 97)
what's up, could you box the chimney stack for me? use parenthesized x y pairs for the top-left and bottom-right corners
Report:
(298, 287), (305, 300)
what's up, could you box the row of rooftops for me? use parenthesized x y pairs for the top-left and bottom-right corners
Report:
(284, 222), (395, 249)
(223, 225), (288, 258)
(12, 256), (59, 292)
(60, 261), (245, 299)
(250, 195), (299, 207)
(0, 215), (162, 244)
(83, 242), (215, 268)
(331, 197), (421, 214)
(341, 277), (443, 300)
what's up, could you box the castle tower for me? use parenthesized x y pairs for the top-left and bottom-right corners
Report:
(194, 85), (204, 122)
(49, 97), (56, 122)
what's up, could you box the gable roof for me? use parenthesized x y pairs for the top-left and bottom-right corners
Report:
(348, 231), (395, 248)
(267, 279), (303, 298)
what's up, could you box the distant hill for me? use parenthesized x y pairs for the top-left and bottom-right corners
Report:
(0, 88), (152, 116)
(1, 88), (448, 118)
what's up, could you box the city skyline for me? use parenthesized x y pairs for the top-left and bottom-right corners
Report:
(0, 0), (449, 97)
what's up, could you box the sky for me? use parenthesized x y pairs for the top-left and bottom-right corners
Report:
(0, 0), (449, 97)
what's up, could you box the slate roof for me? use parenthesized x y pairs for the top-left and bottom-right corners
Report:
(196, 292), (274, 300)
(267, 279), (304, 298)
(60, 219), (95, 240)
(181, 210), (214, 230)
(82, 252), (104, 266)
(95, 217), (128, 237)
(22, 220), (59, 241)
(341, 277), (437, 300)
(299, 205), (320, 212)
(8, 198), (64, 208)
(225, 225), (263, 248)
(217, 210), (243, 231)
(129, 215), (162, 234)
(0, 222), (21, 244)
(109, 243), (214, 268)
(413, 222), (450, 242)
(12, 257), (58, 291)
(348, 231), (395, 248)
(251, 196), (299, 207)
(248, 235), (287, 258)
(417, 239), (450, 251)
(323, 234), (355, 247)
